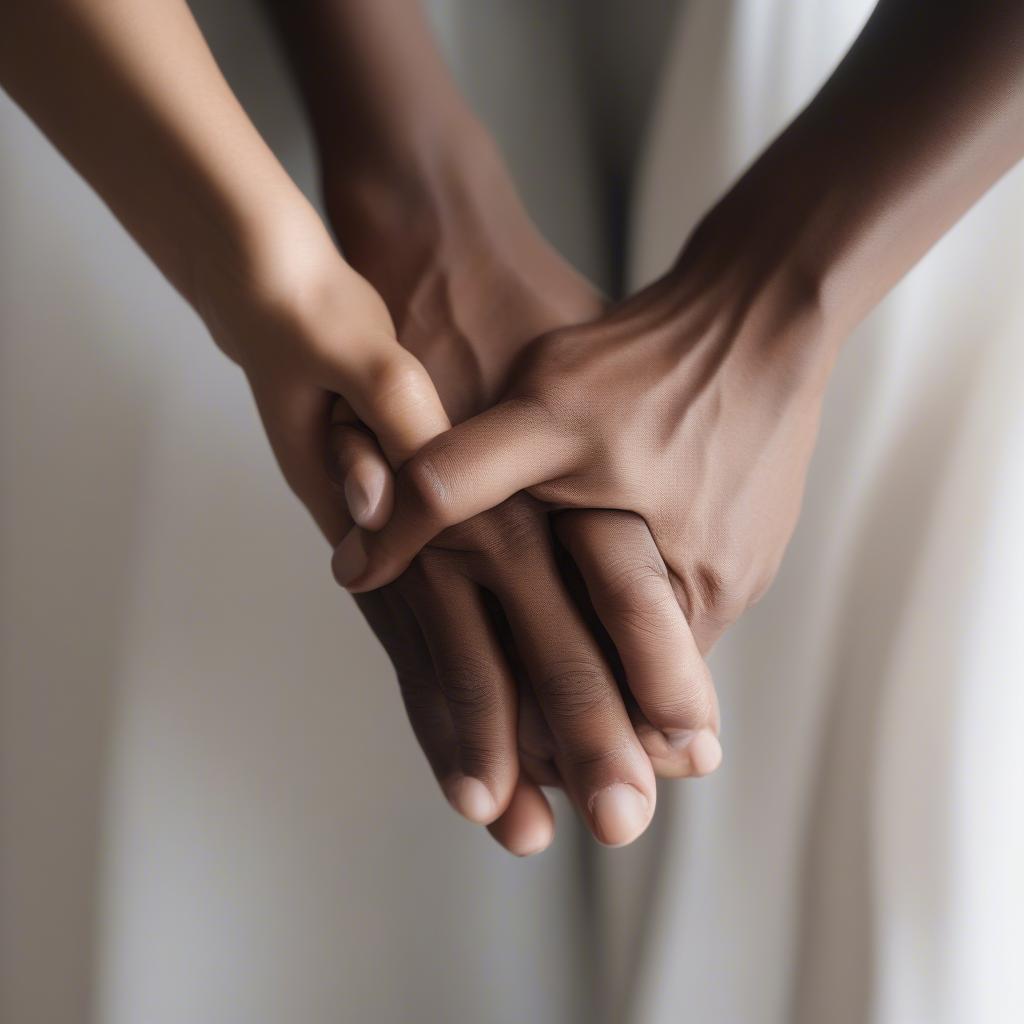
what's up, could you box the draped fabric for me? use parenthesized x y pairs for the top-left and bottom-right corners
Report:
(2, 3), (1022, 1022)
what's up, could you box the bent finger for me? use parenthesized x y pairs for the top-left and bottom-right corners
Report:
(486, 775), (556, 857)
(557, 510), (722, 777)
(488, 555), (657, 848)
(404, 565), (519, 824)
(334, 399), (578, 592)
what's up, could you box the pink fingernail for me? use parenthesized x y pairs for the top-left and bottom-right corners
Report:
(444, 776), (497, 824)
(507, 820), (554, 858)
(665, 728), (723, 775)
(688, 730), (723, 775)
(331, 529), (367, 588)
(344, 464), (385, 528)
(589, 784), (651, 848)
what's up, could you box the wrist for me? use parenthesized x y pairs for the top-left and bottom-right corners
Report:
(662, 144), (858, 392)
(192, 203), (363, 368)
(671, 89), (905, 352)
(323, 114), (510, 238)
(651, 208), (839, 408)
(322, 120), (545, 316)
(319, 98), (486, 187)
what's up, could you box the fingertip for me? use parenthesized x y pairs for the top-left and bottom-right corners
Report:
(444, 776), (500, 825)
(678, 728), (723, 776)
(506, 817), (555, 857)
(588, 783), (653, 848)
(487, 780), (555, 856)
(326, 418), (394, 530)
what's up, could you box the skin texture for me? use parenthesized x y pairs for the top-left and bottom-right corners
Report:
(329, 150), (727, 851)
(271, 0), (727, 853)
(0, 1), (451, 562)
(289, 0), (1024, 850)
(342, 0), (1024, 590)
(339, 247), (831, 645)
(10, 0), (1020, 858)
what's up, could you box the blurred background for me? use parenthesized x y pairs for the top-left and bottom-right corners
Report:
(0, 3), (639, 1021)
(4, 3), (1024, 1023)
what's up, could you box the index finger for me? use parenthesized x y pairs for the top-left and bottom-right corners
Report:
(333, 398), (579, 592)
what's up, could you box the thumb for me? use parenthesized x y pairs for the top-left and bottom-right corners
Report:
(310, 279), (451, 467)
(327, 398), (395, 531)
(338, 343), (451, 468)
(332, 397), (577, 592)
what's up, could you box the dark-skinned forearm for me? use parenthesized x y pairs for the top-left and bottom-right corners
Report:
(270, 1), (1024, 364)
(267, 0), (485, 184)
(684, 0), (1024, 345)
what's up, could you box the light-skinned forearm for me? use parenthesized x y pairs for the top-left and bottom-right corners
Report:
(0, 0), (338, 345)
(1, 0), (453, 545)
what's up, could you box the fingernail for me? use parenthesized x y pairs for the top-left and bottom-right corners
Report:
(665, 728), (723, 776)
(444, 776), (497, 824)
(589, 784), (651, 848)
(507, 821), (554, 858)
(688, 729), (723, 775)
(344, 464), (385, 528)
(331, 529), (367, 588)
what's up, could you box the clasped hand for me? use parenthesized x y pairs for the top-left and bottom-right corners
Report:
(321, 171), (832, 854)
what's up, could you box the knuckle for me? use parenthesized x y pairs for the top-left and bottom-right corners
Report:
(536, 660), (613, 720)
(693, 561), (730, 608)
(690, 561), (747, 626)
(562, 737), (636, 774)
(364, 351), (430, 408)
(402, 452), (451, 522)
(601, 559), (671, 611)
(456, 739), (504, 777)
(596, 561), (679, 644)
(471, 498), (545, 557)
(614, 605), (681, 648)
(645, 686), (715, 729)
(438, 660), (500, 719)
